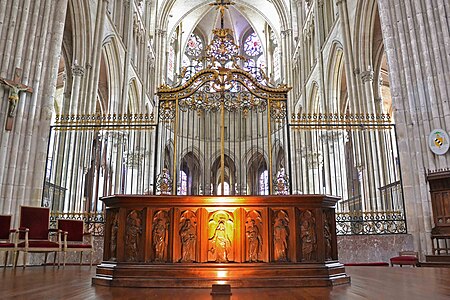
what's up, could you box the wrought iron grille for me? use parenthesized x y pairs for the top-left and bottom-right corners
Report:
(50, 211), (105, 236)
(43, 114), (157, 214)
(289, 114), (406, 234)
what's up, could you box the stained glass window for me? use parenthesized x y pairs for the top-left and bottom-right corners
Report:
(178, 170), (188, 195)
(244, 32), (263, 57)
(244, 59), (256, 71)
(185, 33), (203, 57)
(273, 46), (281, 81)
(168, 45), (175, 81)
(259, 170), (269, 195)
(257, 56), (266, 70)
(182, 54), (190, 68)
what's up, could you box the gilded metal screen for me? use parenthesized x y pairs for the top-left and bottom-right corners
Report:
(156, 69), (290, 196)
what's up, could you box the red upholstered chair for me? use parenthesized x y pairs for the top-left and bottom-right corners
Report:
(0, 215), (17, 267)
(57, 219), (93, 266)
(390, 251), (419, 267)
(15, 206), (62, 268)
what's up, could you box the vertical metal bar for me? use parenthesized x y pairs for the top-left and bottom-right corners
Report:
(63, 129), (73, 212)
(239, 109), (242, 195)
(267, 99), (273, 195)
(129, 126), (135, 194)
(153, 104), (162, 195)
(209, 108), (213, 194)
(141, 128), (147, 195)
(285, 105), (293, 195)
(393, 124), (406, 232)
(172, 96), (180, 195)
(41, 126), (55, 207)
(203, 109), (206, 195)
(220, 97), (225, 195)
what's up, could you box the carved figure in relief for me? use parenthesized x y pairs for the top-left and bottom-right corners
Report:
(245, 210), (263, 262)
(152, 210), (170, 262)
(125, 210), (142, 262)
(323, 215), (332, 260)
(300, 210), (317, 261)
(179, 219), (197, 262)
(110, 213), (119, 261)
(153, 218), (167, 262)
(273, 210), (289, 262)
(208, 211), (233, 263)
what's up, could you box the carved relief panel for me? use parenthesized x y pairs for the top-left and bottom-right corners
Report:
(152, 210), (170, 262)
(272, 210), (290, 262)
(300, 209), (317, 262)
(110, 211), (119, 261)
(323, 209), (334, 260)
(245, 210), (263, 262)
(207, 210), (234, 262)
(106, 209), (120, 261)
(179, 210), (198, 263)
(125, 209), (143, 262)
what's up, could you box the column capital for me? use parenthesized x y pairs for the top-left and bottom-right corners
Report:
(318, 0), (324, 9)
(72, 64), (85, 77)
(281, 29), (292, 38)
(157, 29), (167, 38)
(336, 0), (346, 6)
(361, 69), (374, 83)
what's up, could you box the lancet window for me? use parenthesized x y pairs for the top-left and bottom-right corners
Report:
(242, 32), (265, 72)
(182, 33), (204, 73)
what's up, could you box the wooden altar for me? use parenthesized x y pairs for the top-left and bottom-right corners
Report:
(93, 195), (350, 288)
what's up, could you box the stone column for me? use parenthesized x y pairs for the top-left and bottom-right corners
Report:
(120, 0), (134, 114)
(377, 0), (450, 257)
(86, 0), (108, 114)
(360, 67), (376, 114)
(154, 29), (167, 87)
(0, 0), (69, 217)
(335, 0), (359, 112)
(281, 28), (294, 111)
(70, 64), (85, 115)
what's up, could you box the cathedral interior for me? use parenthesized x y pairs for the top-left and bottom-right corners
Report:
(0, 0), (449, 293)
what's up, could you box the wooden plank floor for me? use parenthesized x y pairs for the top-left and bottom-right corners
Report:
(1, 266), (450, 300)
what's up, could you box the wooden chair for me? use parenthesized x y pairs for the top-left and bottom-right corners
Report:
(15, 206), (62, 268)
(0, 215), (17, 267)
(390, 251), (419, 267)
(57, 219), (94, 266)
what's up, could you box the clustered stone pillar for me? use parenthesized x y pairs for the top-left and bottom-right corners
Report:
(377, 0), (450, 256)
(0, 0), (69, 217)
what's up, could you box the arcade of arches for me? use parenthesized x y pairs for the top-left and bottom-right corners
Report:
(0, 0), (449, 266)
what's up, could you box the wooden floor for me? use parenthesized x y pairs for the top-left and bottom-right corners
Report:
(1, 266), (450, 300)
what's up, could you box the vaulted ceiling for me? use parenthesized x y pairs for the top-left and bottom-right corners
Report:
(161, 0), (284, 52)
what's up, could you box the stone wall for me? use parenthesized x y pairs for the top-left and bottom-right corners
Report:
(338, 234), (414, 263)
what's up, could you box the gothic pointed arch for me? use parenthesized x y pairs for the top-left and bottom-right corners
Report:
(327, 42), (345, 114)
(101, 36), (123, 113)
(246, 150), (268, 195)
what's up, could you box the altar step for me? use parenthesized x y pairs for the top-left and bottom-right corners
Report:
(93, 261), (351, 288)
(421, 255), (450, 268)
